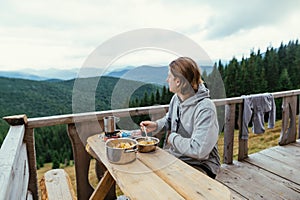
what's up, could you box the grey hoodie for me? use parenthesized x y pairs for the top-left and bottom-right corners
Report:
(156, 84), (220, 175)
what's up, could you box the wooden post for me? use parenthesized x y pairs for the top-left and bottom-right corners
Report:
(94, 160), (116, 200)
(238, 103), (248, 161)
(2, 114), (38, 200)
(279, 96), (297, 145)
(90, 171), (115, 200)
(24, 128), (38, 200)
(223, 104), (235, 164)
(298, 95), (300, 139)
(67, 123), (93, 200)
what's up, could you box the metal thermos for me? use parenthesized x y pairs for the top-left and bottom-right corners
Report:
(104, 116), (119, 134)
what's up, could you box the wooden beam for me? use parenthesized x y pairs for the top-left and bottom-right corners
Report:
(26, 105), (169, 128)
(90, 171), (115, 200)
(18, 89), (300, 129)
(67, 123), (93, 200)
(0, 125), (28, 200)
(223, 104), (235, 164)
(24, 128), (38, 200)
(238, 103), (248, 161)
(279, 96), (297, 145)
(298, 96), (300, 139)
(3, 114), (27, 126)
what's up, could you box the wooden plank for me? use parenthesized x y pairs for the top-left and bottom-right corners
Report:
(229, 190), (247, 200)
(217, 161), (300, 200)
(271, 89), (300, 98)
(291, 139), (300, 147)
(224, 104), (235, 164)
(258, 147), (300, 167)
(87, 135), (185, 199)
(24, 128), (38, 200)
(90, 171), (115, 200)
(42, 169), (76, 200)
(213, 97), (243, 106)
(27, 191), (33, 200)
(245, 151), (300, 185)
(27, 105), (169, 128)
(24, 89), (300, 128)
(3, 114), (27, 125)
(10, 143), (29, 200)
(138, 148), (232, 200)
(238, 103), (248, 161)
(0, 125), (26, 200)
(67, 124), (94, 200)
(261, 143), (300, 163)
(213, 90), (300, 106)
(19, 89), (300, 129)
(279, 96), (297, 145)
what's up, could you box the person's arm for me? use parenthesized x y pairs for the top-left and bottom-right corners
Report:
(141, 95), (175, 134)
(168, 104), (219, 160)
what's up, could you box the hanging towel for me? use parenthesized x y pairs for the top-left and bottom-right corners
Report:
(241, 93), (276, 139)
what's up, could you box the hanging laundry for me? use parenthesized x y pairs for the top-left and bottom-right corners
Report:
(241, 93), (276, 139)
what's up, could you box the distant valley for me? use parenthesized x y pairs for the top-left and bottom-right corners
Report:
(0, 65), (213, 85)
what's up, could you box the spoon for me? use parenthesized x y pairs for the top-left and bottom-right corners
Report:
(143, 126), (151, 141)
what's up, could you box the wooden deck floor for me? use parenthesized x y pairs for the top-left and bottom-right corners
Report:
(216, 139), (300, 200)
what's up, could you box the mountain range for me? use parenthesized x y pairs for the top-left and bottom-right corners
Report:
(0, 65), (213, 85)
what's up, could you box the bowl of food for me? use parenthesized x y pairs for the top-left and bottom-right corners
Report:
(136, 137), (160, 153)
(106, 138), (137, 164)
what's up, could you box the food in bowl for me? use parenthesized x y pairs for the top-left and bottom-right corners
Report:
(114, 142), (135, 149)
(106, 138), (137, 164)
(138, 140), (156, 145)
(136, 137), (159, 153)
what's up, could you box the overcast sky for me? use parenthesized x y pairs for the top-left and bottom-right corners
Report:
(1, 0), (300, 71)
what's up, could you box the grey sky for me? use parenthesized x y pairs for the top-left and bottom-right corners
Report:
(0, 0), (299, 70)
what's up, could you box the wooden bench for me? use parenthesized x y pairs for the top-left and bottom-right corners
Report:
(40, 169), (76, 200)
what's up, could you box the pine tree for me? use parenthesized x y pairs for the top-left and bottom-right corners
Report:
(218, 60), (225, 80)
(52, 151), (60, 169)
(202, 70), (208, 84)
(161, 86), (168, 104)
(207, 63), (226, 99)
(224, 57), (240, 97)
(263, 47), (280, 92)
(293, 41), (300, 88)
(150, 92), (155, 105)
(278, 68), (292, 90)
(155, 89), (161, 104)
(142, 92), (149, 106)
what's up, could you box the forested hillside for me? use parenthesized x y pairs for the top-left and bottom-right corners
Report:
(0, 76), (164, 168)
(201, 40), (300, 121)
(203, 40), (300, 97)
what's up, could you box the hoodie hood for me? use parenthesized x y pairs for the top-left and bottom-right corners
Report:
(180, 84), (210, 106)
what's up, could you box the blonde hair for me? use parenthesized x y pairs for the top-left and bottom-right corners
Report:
(169, 57), (203, 94)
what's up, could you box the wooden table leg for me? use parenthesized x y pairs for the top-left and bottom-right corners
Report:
(90, 171), (115, 200)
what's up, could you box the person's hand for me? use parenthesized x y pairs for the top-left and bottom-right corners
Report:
(140, 121), (157, 133)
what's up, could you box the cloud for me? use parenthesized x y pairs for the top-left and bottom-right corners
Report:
(0, 0), (299, 70)
(204, 0), (300, 39)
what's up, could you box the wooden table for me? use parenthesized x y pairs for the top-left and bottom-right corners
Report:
(86, 134), (232, 200)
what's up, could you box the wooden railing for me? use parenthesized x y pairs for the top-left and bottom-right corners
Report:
(0, 89), (299, 200)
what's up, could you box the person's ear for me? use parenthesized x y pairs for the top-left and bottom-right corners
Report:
(176, 79), (181, 86)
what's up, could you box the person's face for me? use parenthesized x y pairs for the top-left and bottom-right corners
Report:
(166, 70), (180, 93)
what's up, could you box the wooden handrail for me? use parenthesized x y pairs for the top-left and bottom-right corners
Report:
(26, 105), (169, 128)
(25, 89), (300, 129)
(213, 89), (300, 106)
